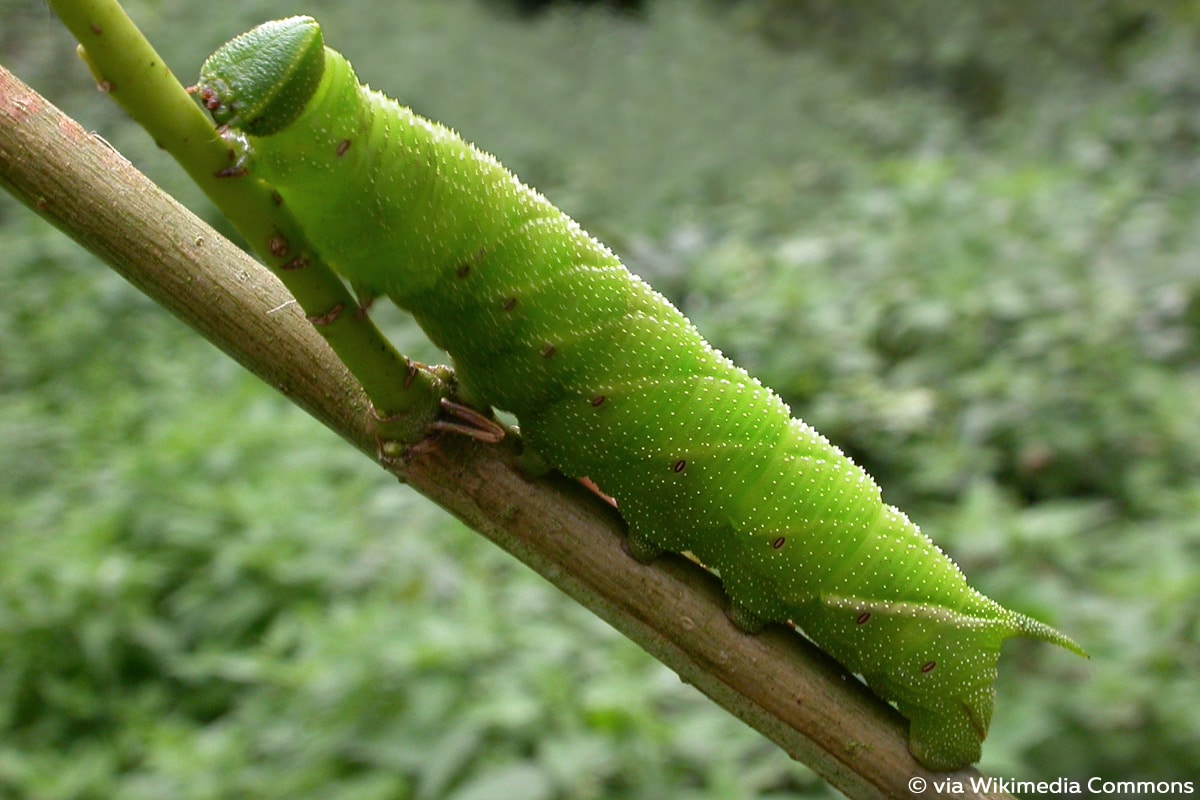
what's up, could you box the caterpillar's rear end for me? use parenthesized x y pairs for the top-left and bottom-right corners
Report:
(198, 16), (1086, 771)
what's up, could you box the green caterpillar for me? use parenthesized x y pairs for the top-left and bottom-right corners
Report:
(197, 16), (1085, 771)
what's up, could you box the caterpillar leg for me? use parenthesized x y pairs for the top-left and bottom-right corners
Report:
(514, 445), (552, 477)
(430, 397), (505, 444)
(726, 599), (768, 633)
(903, 695), (988, 771)
(624, 525), (664, 563)
(375, 397), (505, 465)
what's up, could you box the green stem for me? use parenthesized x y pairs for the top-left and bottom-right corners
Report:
(46, 0), (446, 441)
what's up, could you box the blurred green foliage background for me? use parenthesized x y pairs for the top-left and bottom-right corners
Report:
(2, 0), (1198, 797)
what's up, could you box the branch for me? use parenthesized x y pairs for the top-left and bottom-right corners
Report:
(45, 0), (444, 437)
(0, 66), (1015, 800)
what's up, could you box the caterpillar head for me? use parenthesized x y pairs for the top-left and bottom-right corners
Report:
(196, 16), (326, 136)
